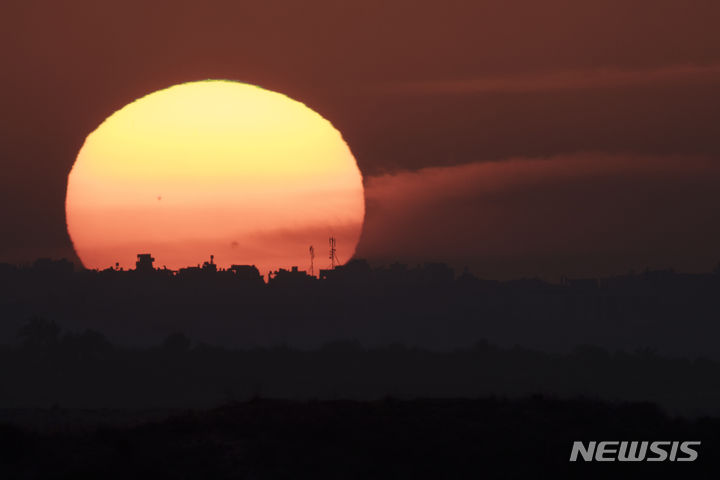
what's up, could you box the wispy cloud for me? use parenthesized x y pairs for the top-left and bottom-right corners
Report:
(357, 153), (720, 279)
(380, 64), (720, 95)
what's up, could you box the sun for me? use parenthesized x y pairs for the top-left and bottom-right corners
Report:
(65, 80), (365, 276)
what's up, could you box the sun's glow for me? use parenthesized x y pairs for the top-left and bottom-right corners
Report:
(66, 80), (365, 275)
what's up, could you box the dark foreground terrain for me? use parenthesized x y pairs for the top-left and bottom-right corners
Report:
(6, 318), (720, 416)
(2, 397), (719, 479)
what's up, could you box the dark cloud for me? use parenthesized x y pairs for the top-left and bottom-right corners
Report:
(377, 64), (720, 95)
(344, 82), (720, 175)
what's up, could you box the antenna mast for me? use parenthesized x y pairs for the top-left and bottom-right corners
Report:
(329, 236), (340, 269)
(309, 245), (315, 277)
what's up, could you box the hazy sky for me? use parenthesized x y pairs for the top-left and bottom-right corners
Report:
(2, 0), (720, 278)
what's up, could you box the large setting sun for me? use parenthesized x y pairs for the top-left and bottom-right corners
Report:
(65, 80), (365, 276)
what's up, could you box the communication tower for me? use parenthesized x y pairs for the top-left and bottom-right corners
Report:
(329, 236), (341, 269)
(309, 245), (315, 277)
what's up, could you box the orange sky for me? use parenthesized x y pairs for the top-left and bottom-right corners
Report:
(3, 1), (720, 278)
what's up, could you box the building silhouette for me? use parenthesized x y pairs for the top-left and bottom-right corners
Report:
(135, 254), (155, 273)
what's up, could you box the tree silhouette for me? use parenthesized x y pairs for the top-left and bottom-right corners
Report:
(61, 329), (113, 360)
(17, 316), (60, 351)
(162, 332), (192, 353)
